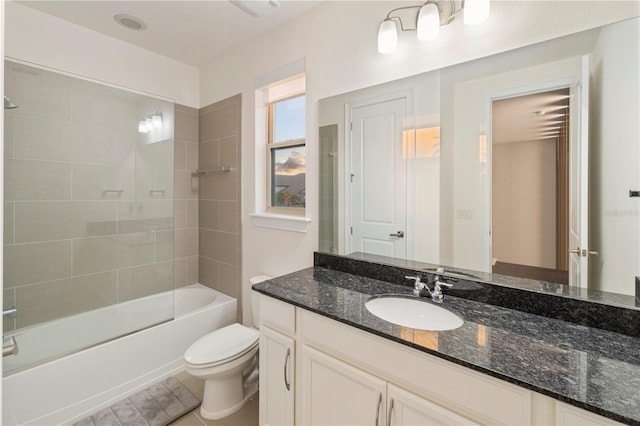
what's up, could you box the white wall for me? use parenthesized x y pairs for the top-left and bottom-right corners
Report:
(196, 1), (639, 323)
(4, 2), (199, 107)
(492, 140), (557, 269)
(589, 18), (640, 295)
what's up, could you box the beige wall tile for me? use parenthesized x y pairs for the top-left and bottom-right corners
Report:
(186, 200), (199, 229)
(4, 113), (14, 159)
(218, 263), (238, 299)
(218, 201), (237, 233)
(174, 257), (187, 288)
(200, 229), (236, 265)
(15, 201), (117, 243)
(218, 136), (238, 169)
(199, 256), (219, 289)
(117, 261), (173, 302)
(186, 256), (199, 285)
(174, 141), (187, 170)
(72, 164), (135, 201)
(5, 159), (71, 201)
(175, 170), (199, 200)
(198, 141), (218, 170)
(14, 117), (119, 165)
(73, 234), (156, 276)
(116, 130), (137, 169)
(4, 202), (14, 244)
(71, 88), (137, 131)
(175, 105), (199, 143)
(15, 271), (117, 328)
(5, 240), (72, 287)
(3, 288), (16, 333)
(5, 64), (72, 122)
(199, 103), (239, 143)
(156, 230), (175, 261)
(174, 199), (187, 230)
(199, 200), (219, 230)
(175, 228), (198, 259)
(186, 143), (199, 171)
(200, 169), (237, 201)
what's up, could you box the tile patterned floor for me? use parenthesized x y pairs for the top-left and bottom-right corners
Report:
(168, 372), (259, 426)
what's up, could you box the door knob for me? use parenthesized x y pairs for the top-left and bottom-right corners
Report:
(389, 231), (404, 238)
(569, 248), (580, 254)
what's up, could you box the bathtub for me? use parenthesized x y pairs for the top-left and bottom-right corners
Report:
(2, 283), (236, 426)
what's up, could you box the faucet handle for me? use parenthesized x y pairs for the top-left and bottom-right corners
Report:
(434, 280), (453, 291)
(405, 275), (421, 283)
(406, 276), (425, 296)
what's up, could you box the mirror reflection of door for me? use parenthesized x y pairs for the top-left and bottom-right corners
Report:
(491, 88), (571, 284)
(348, 96), (408, 259)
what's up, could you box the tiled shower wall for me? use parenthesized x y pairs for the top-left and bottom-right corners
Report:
(198, 95), (242, 318)
(3, 61), (174, 332)
(173, 105), (199, 287)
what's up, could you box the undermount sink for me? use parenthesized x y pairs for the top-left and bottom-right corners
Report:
(365, 296), (464, 331)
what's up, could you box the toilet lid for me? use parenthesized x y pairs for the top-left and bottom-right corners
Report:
(185, 323), (259, 367)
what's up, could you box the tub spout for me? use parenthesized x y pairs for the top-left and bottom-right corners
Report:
(3, 336), (19, 357)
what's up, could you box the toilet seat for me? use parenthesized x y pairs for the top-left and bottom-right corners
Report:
(184, 323), (259, 369)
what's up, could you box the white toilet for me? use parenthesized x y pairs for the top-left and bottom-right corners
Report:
(184, 275), (271, 420)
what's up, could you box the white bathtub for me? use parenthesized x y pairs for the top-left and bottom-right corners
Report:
(2, 284), (236, 426)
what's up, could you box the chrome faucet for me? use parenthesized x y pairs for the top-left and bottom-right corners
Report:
(405, 269), (453, 303)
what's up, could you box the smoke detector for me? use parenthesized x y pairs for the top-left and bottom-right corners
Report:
(230, 0), (281, 17)
(114, 14), (148, 31)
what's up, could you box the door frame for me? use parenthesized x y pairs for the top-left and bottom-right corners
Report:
(481, 75), (582, 283)
(344, 89), (414, 258)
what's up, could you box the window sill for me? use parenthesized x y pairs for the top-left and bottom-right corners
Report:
(249, 212), (311, 233)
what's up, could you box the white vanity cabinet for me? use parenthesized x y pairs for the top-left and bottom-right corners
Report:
(256, 294), (626, 426)
(300, 345), (478, 426)
(258, 296), (295, 426)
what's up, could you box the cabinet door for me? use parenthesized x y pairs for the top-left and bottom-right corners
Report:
(556, 402), (625, 426)
(259, 326), (294, 426)
(387, 384), (479, 426)
(301, 346), (386, 426)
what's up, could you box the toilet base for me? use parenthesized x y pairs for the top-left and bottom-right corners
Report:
(200, 381), (258, 420)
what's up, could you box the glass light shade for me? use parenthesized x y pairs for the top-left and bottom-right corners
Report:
(464, 0), (490, 25)
(378, 20), (398, 54)
(417, 4), (440, 41)
(138, 120), (149, 133)
(152, 113), (162, 129)
(145, 117), (154, 131)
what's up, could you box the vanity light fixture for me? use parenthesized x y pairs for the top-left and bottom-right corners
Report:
(378, 0), (490, 54)
(138, 112), (162, 134)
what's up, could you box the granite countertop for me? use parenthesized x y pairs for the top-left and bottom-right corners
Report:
(252, 267), (640, 425)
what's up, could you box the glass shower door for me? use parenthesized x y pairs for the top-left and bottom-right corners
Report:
(3, 59), (175, 375)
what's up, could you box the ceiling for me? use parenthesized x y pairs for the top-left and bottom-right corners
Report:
(17, 0), (323, 68)
(492, 88), (571, 145)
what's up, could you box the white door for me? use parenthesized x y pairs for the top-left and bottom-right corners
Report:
(387, 384), (479, 426)
(259, 326), (294, 426)
(300, 346), (386, 425)
(568, 56), (590, 288)
(350, 97), (407, 258)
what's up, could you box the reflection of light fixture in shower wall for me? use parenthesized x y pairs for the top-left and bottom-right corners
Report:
(138, 112), (162, 133)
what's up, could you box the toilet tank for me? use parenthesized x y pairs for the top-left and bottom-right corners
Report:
(249, 275), (272, 328)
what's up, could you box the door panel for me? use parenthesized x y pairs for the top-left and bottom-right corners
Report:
(351, 97), (407, 258)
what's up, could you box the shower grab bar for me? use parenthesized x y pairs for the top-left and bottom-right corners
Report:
(102, 188), (124, 193)
(3, 336), (18, 357)
(192, 166), (232, 176)
(3, 307), (17, 320)
(149, 189), (166, 194)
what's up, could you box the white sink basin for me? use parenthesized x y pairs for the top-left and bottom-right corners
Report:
(365, 296), (464, 331)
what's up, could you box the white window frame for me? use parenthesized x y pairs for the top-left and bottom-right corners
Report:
(266, 93), (306, 216)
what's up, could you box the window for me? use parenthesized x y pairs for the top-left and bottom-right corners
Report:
(267, 94), (306, 214)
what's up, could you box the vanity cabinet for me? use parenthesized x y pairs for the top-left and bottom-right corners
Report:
(258, 296), (295, 426)
(257, 294), (625, 426)
(301, 345), (478, 425)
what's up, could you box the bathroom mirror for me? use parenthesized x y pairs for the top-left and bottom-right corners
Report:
(318, 17), (640, 302)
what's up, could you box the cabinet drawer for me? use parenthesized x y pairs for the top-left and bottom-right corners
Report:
(259, 295), (296, 335)
(300, 309), (531, 425)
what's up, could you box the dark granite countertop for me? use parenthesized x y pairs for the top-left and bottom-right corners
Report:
(252, 267), (640, 425)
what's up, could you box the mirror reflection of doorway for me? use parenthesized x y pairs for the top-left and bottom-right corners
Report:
(491, 88), (571, 284)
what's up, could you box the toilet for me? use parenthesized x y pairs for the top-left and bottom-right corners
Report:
(184, 275), (271, 420)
